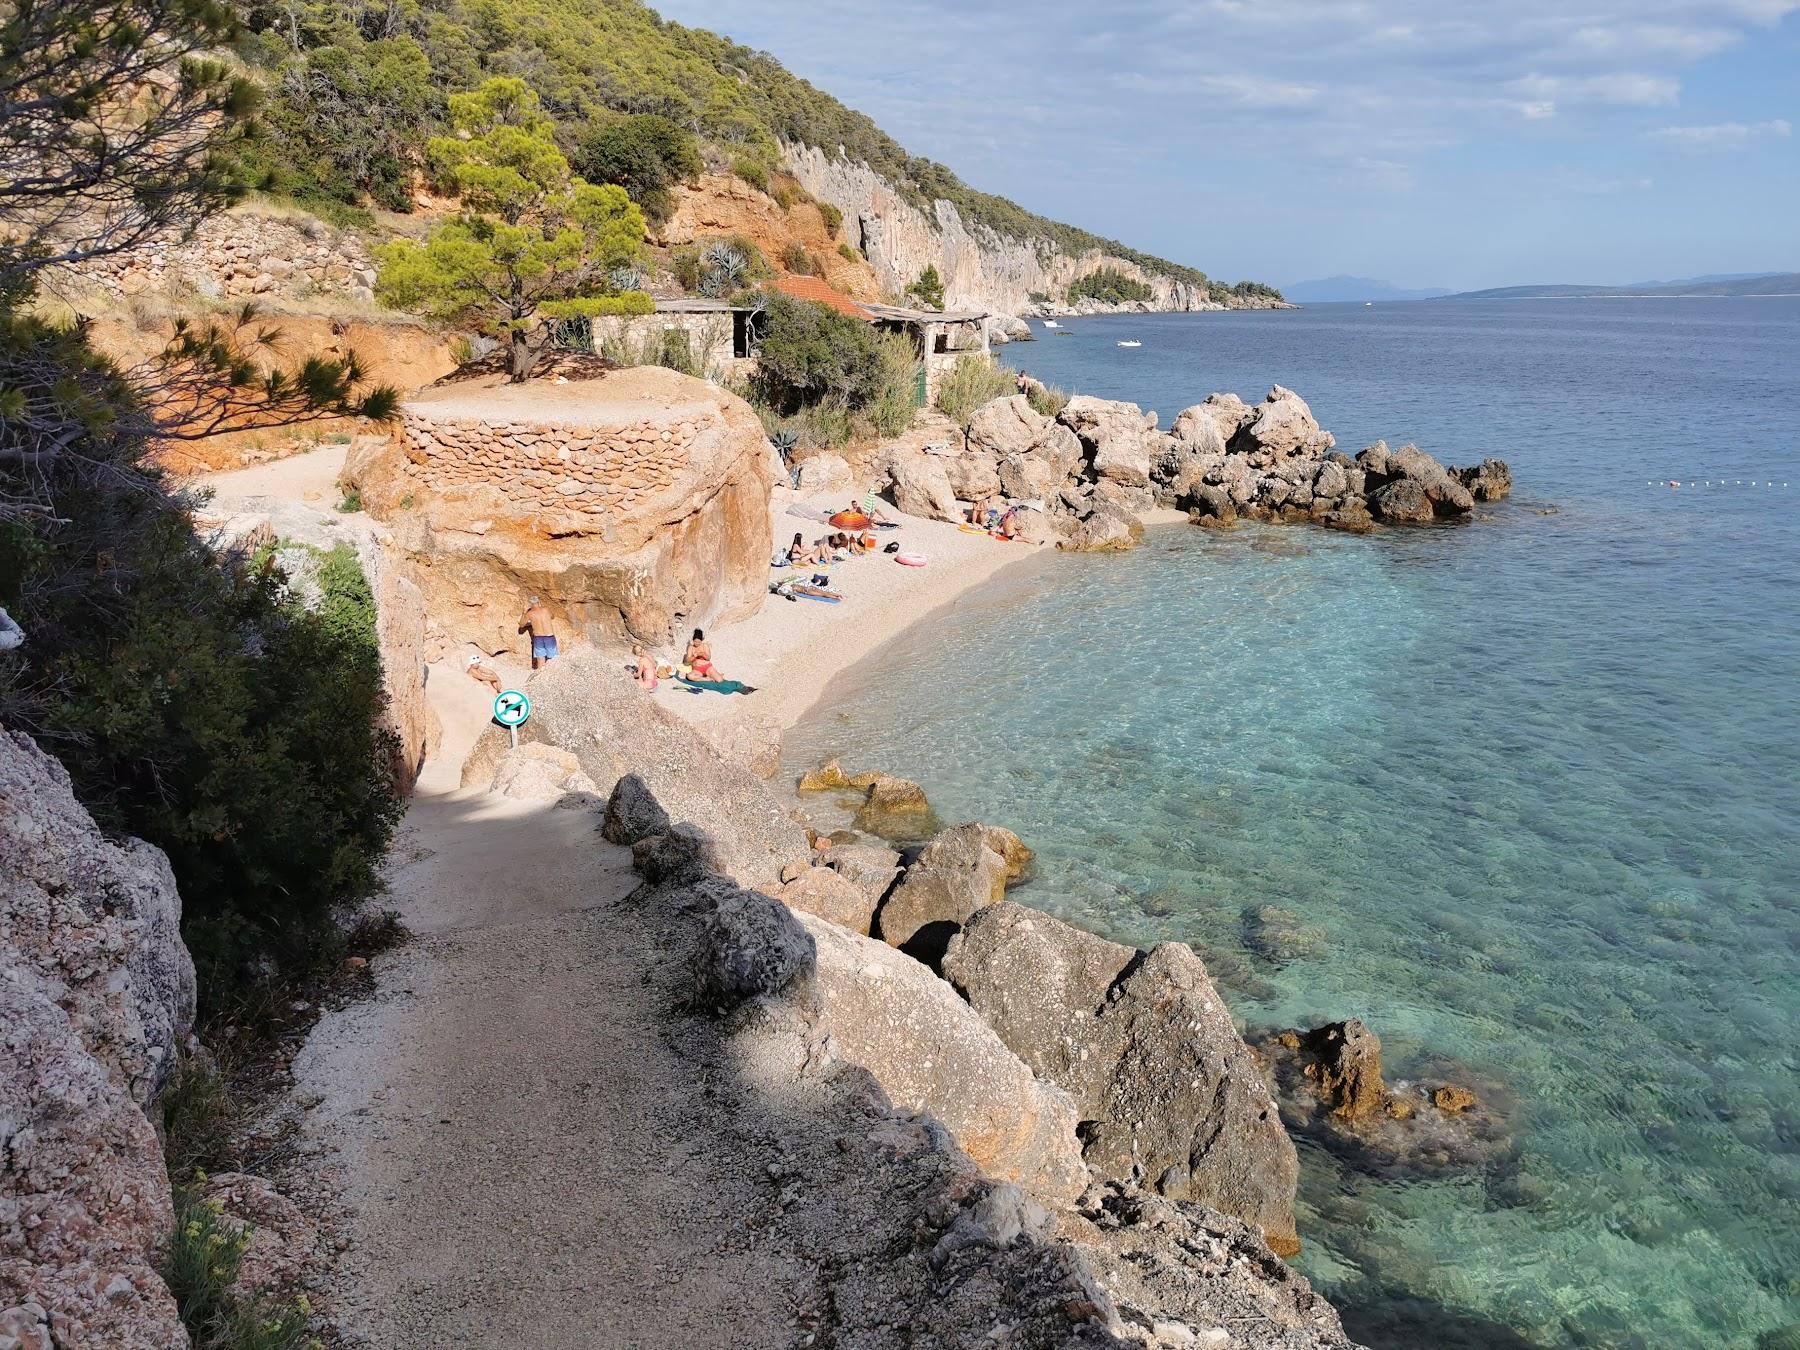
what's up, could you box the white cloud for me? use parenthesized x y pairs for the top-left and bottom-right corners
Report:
(1195, 74), (1323, 109)
(1651, 117), (1794, 149)
(1554, 169), (1658, 193)
(1509, 72), (1682, 106)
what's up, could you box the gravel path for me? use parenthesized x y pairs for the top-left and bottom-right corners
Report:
(290, 686), (819, 1347)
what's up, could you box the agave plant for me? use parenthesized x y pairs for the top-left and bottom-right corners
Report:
(768, 427), (798, 460)
(699, 241), (750, 298)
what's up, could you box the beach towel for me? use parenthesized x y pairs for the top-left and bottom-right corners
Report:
(677, 675), (756, 695)
(785, 504), (833, 522)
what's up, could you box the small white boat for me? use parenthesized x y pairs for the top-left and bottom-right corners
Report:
(1117, 340), (1142, 348)
(1043, 319), (1062, 329)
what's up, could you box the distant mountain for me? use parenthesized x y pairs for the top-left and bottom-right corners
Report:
(1447, 273), (1800, 300)
(1282, 275), (1454, 303)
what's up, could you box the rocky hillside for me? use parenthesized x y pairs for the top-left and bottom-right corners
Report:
(231, 0), (1279, 317)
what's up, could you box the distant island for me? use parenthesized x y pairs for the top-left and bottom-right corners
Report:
(1283, 275), (1454, 303)
(1445, 272), (1800, 300)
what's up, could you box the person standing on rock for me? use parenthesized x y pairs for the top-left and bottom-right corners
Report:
(519, 596), (558, 669)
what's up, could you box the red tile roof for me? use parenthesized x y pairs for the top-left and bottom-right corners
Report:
(763, 273), (872, 319)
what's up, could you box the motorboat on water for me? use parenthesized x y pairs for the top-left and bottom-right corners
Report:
(1117, 339), (1142, 348)
(1043, 319), (1062, 329)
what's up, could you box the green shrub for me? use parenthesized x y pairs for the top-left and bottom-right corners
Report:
(868, 332), (923, 437)
(779, 241), (813, 274)
(335, 487), (363, 513)
(1066, 267), (1154, 305)
(671, 246), (702, 292)
(837, 242), (861, 263)
(0, 312), (404, 1011)
(936, 355), (1017, 435)
(570, 113), (702, 226)
(1026, 381), (1070, 419)
(732, 155), (771, 194)
(751, 293), (895, 414)
(771, 180), (800, 210)
(1027, 290), (1050, 305)
(165, 1186), (318, 1350)
(161, 1056), (237, 1182)
(906, 264), (945, 310)
(817, 201), (844, 235)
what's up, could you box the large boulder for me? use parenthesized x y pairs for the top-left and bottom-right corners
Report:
(943, 449), (1003, 503)
(886, 448), (961, 522)
(1233, 386), (1334, 460)
(795, 451), (853, 493)
(997, 451), (1068, 503)
(489, 741), (598, 800)
(602, 771), (672, 845)
(799, 913), (1089, 1205)
(1358, 440), (1475, 517)
(817, 843), (902, 909)
(1060, 504), (1143, 552)
(944, 903), (1300, 1256)
(343, 367), (776, 653)
(776, 865), (879, 935)
(0, 728), (196, 1346)
(1060, 395), (1152, 487)
(875, 824), (1012, 951)
(1455, 457), (1513, 501)
(966, 395), (1050, 460)
(694, 875), (817, 1010)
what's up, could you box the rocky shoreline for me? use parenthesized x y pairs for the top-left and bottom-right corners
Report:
(881, 384), (1510, 553)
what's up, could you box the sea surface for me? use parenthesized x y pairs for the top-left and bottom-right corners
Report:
(783, 301), (1800, 1349)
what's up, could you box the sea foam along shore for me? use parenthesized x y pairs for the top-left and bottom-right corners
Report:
(651, 478), (1188, 736)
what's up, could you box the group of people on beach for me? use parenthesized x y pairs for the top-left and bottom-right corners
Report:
(462, 595), (726, 700)
(965, 496), (1022, 540)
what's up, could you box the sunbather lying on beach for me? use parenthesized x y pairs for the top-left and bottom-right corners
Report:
(466, 653), (502, 693)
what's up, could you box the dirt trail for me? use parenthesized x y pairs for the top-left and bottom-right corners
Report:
(290, 665), (824, 1347)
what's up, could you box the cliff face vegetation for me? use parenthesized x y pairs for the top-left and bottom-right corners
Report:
(233, 0), (1277, 312)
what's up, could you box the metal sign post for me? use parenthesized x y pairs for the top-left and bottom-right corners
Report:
(493, 689), (532, 748)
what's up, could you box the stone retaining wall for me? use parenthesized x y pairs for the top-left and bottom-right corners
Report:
(398, 408), (708, 523)
(58, 208), (376, 304)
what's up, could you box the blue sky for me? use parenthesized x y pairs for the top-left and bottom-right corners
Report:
(652, 0), (1800, 290)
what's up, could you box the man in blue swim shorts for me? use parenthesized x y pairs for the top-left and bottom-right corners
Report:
(519, 595), (559, 669)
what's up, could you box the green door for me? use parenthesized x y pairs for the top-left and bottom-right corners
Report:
(913, 362), (928, 408)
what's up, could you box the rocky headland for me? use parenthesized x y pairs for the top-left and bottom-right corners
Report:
(885, 384), (1511, 552)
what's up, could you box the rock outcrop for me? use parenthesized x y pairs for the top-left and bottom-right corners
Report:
(0, 728), (196, 1347)
(1260, 1020), (1514, 1177)
(612, 773), (1354, 1349)
(462, 651), (808, 890)
(944, 903), (1301, 1256)
(343, 367), (776, 656)
(874, 823), (1015, 953)
(801, 914), (1090, 1204)
(887, 384), (1511, 552)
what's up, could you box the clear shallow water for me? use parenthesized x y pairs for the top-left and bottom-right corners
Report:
(784, 301), (1800, 1348)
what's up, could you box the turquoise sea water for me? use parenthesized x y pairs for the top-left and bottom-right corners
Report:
(783, 302), (1800, 1348)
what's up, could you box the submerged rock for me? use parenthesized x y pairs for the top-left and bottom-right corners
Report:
(1259, 1019), (1514, 1176)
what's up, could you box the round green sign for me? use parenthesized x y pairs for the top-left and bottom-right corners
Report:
(493, 689), (531, 727)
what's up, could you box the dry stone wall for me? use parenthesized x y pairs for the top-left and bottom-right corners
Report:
(57, 208), (376, 305)
(345, 368), (777, 653)
(399, 410), (703, 524)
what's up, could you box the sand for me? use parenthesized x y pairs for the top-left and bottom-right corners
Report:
(650, 484), (1060, 733)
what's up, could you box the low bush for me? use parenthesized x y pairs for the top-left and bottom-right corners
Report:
(752, 292), (893, 412)
(1026, 381), (1071, 418)
(779, 241), (813, 275)
(732, 155), (771, 194)
(165, 1185), (317, 1350)
(818, 201), (843, 235)
(837, 242), (861, 262)
(936, 355), (1017, 434)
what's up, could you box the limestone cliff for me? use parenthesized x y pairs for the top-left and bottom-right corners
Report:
(782, 143), (1257, 318)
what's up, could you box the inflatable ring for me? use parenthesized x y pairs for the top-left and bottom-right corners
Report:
(830, 510), (872, 529)
(895, 552), (927, 567)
